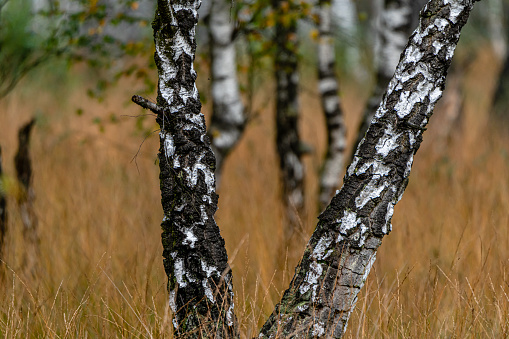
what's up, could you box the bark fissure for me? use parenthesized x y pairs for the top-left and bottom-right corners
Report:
(259, 1), (477, 337)
(143, 1), (237, 337)
(207, 0), (246, 187)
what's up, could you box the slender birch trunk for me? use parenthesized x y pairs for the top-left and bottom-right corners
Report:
(351, 0), (414, 159)
(317, 0), (347, 210)
(0, 145), (6, 263)
(259, 0), (478, 337)
(331, 0), (361, 75)
(273, 0), (305, 241)
(15, 119), (39, 275)
(207, 0), (246, 188)
(133, 0), (237, 336)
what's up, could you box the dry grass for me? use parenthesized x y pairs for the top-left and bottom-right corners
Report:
(1, 47), (509, 338)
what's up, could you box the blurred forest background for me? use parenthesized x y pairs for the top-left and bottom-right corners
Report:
(1, 0), (509, 337)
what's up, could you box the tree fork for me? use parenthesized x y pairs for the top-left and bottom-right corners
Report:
(138, 0), (237, 337)
(259, 0), (479, 337)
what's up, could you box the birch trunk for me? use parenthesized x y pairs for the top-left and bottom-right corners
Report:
(259, 0), (478, 337)
(136, 0), (237, 336)
(274, 0), (305, 240)
(317, 0), (347, 210)
(207, 0), (245, 188)
(352, 0), (414, 159)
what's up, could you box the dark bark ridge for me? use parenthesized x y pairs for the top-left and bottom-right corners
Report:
(150, 0), (237, 337)
(317, 0), (347, 210)
(259, 0), (478, 337)
(274, 0), (305, 236)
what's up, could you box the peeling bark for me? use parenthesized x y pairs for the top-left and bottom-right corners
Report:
(259, 0), (478, 337)
(317, 0), (347, 210)
(0, 145), (6, 262)
(352, 0), (415, 160)
(135, 0), (237, 337)
(15, 119), (39, 274)
(206, 0), (246, 188)
(274, 0), (305, 240)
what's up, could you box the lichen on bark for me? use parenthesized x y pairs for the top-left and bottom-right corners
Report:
(259, 0), (479, 337)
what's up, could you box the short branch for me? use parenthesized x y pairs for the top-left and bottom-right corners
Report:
(132, 95), (165, 115)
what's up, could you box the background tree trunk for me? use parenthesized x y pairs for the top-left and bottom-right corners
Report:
(317, 0), (347, 210)
(259, 0), (478, 337)
(134, 0), (237, 336)
(15, 119), (39, 275)
(351, 0), (415, 159)
(0, 145), (6, 264)
(207, 0), (246, 188)
(273, 0), (305, 244)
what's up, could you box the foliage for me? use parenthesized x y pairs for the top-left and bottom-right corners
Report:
(0, 0), (154, 100)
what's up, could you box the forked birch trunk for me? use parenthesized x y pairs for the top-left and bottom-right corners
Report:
(133, 0), (237, 337)
(207, 0), (246, 188)
(351, 0), (414, 158)
(317, 0), (347, 210)
(259, 0), (478, 337)
(273, 0), (305, 241)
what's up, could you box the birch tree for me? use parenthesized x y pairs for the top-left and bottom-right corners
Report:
(317, 0), (347, 210)
(273, 0), (306, 240)
(351, 0), (415, 156)
(133, 0), (479, 337)
(133, 0), (236, 336)
(206, 0), (246, 187)
(260, 0), (478, 336)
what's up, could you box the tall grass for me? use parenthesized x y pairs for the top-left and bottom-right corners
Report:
(0, 47), (508, 338)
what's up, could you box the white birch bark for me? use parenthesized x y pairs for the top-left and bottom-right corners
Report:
(207, 0), (246, 188)
(134, 0), (237, 337)
(259, 0), (479, 337)
(352, 0), (415, 160)
(317, 0), (347, 209)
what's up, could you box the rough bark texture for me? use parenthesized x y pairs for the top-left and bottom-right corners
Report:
(352, 0), (415, 160)
(206, 0), (246, 188)
(317, 0), (347, 210)
(0, 145), (6, 262)
(148, 0), (237, 337)
(15, 119), (39, 274)
(259, 1), (478, 337)
(274, 0), (305, 240)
